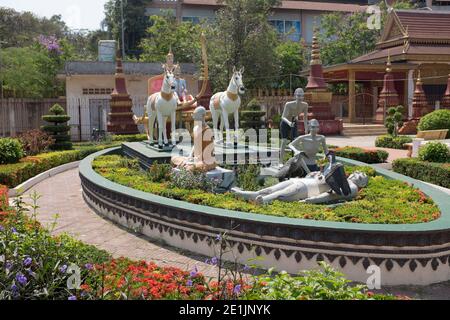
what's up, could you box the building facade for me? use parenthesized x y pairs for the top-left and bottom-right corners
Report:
(146, 0), (365, 43)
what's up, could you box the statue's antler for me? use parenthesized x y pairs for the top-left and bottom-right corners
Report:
(177, 33), (209, 111)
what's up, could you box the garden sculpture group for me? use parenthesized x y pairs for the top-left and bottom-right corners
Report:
(280, 88), (310, 163)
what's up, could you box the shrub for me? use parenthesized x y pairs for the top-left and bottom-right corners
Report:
(112, 134), (149, 142)
(147, 161), (172, 183)
(243, 262), (394, 300)
(42, 103), (72, 151)
(384, 105), (404, 137)
(333, 147), (388, 164)
(375, 135), (412, 149)
(419, 142), (450, 163)
(0, 144), (114, 188)
(235, 164), (262, 191)
(18, 129), (54, 156)
(0, 138), (24, 164)
(393, 158), (450, 188)
(418, 109), (450, 138)
(0, 185), (7, 210)
(169, 168), (219, 192)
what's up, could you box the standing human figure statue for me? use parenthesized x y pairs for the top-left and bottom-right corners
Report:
(171, 106), (217, 172)
(174, 64), (188, 102)
(280, 88), (310, 164)
(232, 171), (368, 205)
(209, 67), (246, 145)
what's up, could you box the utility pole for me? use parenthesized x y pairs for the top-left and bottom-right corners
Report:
(121, 0), (126, 59)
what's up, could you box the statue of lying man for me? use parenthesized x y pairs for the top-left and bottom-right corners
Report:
(231, 169), (368, 205)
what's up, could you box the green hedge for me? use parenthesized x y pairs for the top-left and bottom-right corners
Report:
(375, 135), (412, 149)
(333, 147), (389, 164)
(418, 109), (450, 138)
(392, 158), (450, 189)
(0, 145), (114, 188)
(111, 133), (148, 142)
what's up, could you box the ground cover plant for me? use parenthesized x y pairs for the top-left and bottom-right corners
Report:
(93, 155), (440, 224)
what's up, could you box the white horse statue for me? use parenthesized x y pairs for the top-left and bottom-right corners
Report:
(210, 67), (246, 145)
(144, 65), (179, 146)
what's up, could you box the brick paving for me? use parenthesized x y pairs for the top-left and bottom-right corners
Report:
(17, 168), (218, 278)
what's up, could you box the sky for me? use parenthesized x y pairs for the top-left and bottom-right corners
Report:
(0, 0), (109, 31)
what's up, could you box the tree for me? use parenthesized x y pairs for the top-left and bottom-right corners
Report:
(317, 1), (413, 66)
(139, 14), (204, 63)
(209, 0), (281, 90)
(0, 7), (67, 47)
(274, 40), (308, 90)
(385, 105), (404, 137)
(42, 104), (72, 150)
(103, 0), (152, 58)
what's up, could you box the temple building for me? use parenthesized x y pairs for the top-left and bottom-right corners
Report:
(313, 9), (450, 124)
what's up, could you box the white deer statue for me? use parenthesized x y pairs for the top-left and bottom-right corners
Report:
(209, 67), (246, 145)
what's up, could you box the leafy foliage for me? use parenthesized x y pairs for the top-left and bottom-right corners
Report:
(418, 109), (450, 138)
(169, 168), (220, 193)
(333, 147), (389, 164)
(147, 161), (172, 183)
(94, 155), (440, 224)
(0, 138), (24, 164)
(385, 106), (404, 137)
(243, 262), (394, 300)
(375, 135), (412, 149)
(18, 130), (55, 156)
(393, 158), (450, 189)
(419, 142), (450, 163)
(42, 104), (72, 151)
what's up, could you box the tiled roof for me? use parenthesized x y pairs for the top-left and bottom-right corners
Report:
(183, 0), (364, 12)
(395, 10), (450, 41)
(60, 61), (197, 76)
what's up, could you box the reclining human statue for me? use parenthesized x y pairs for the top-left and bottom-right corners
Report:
(171, 106), (217, 172)
(276, 119), (329, 181)
(232, 154), (369, 205)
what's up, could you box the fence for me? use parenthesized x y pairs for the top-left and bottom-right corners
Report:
(0, 98), (66, 138)
(66, 95), (147, 141)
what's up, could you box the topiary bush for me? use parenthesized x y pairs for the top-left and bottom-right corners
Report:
(240, 99), (265, 131)
(0, 138), (24, 164)
(384, 105), (404, 137)
(42, 104), (72, 151)
(419, 142), (450, 163)
(418, 109), (450, 138)
(375, 135), (412, 149)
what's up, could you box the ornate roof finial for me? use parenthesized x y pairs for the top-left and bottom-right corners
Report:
(386, 50), (392, 73)
(416, 69), (422, 84)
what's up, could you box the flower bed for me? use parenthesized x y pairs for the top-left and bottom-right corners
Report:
(92, 155), (441, 224)
(0, 186), (391, 300)
(332, 147), (389, 164)
(393, 158), (450, 189)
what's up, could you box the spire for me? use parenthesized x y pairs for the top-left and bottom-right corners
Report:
(375, 53), (399, 123)
(306, 28), (327, 90)
(441, 73), (450, 109)
(412, 69), (429, 118)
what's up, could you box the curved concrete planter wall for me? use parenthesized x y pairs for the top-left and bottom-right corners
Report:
(80, 147), (450, 286)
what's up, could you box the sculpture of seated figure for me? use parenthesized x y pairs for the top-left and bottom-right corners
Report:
(231, 171), (368, 205)
(171, 106), (217, 172)
(276, 119), (328, 181)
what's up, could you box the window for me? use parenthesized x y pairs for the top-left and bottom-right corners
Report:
(269, 20), (301, 42)
(83, 88), (113, 95)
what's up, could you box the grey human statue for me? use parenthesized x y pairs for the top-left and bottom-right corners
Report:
(280, 88), (309, 164)
(276, 119), (328, 180)
(231, 171), (368, 205)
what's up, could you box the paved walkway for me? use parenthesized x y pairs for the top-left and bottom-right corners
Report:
(17, 168), (218, 278)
